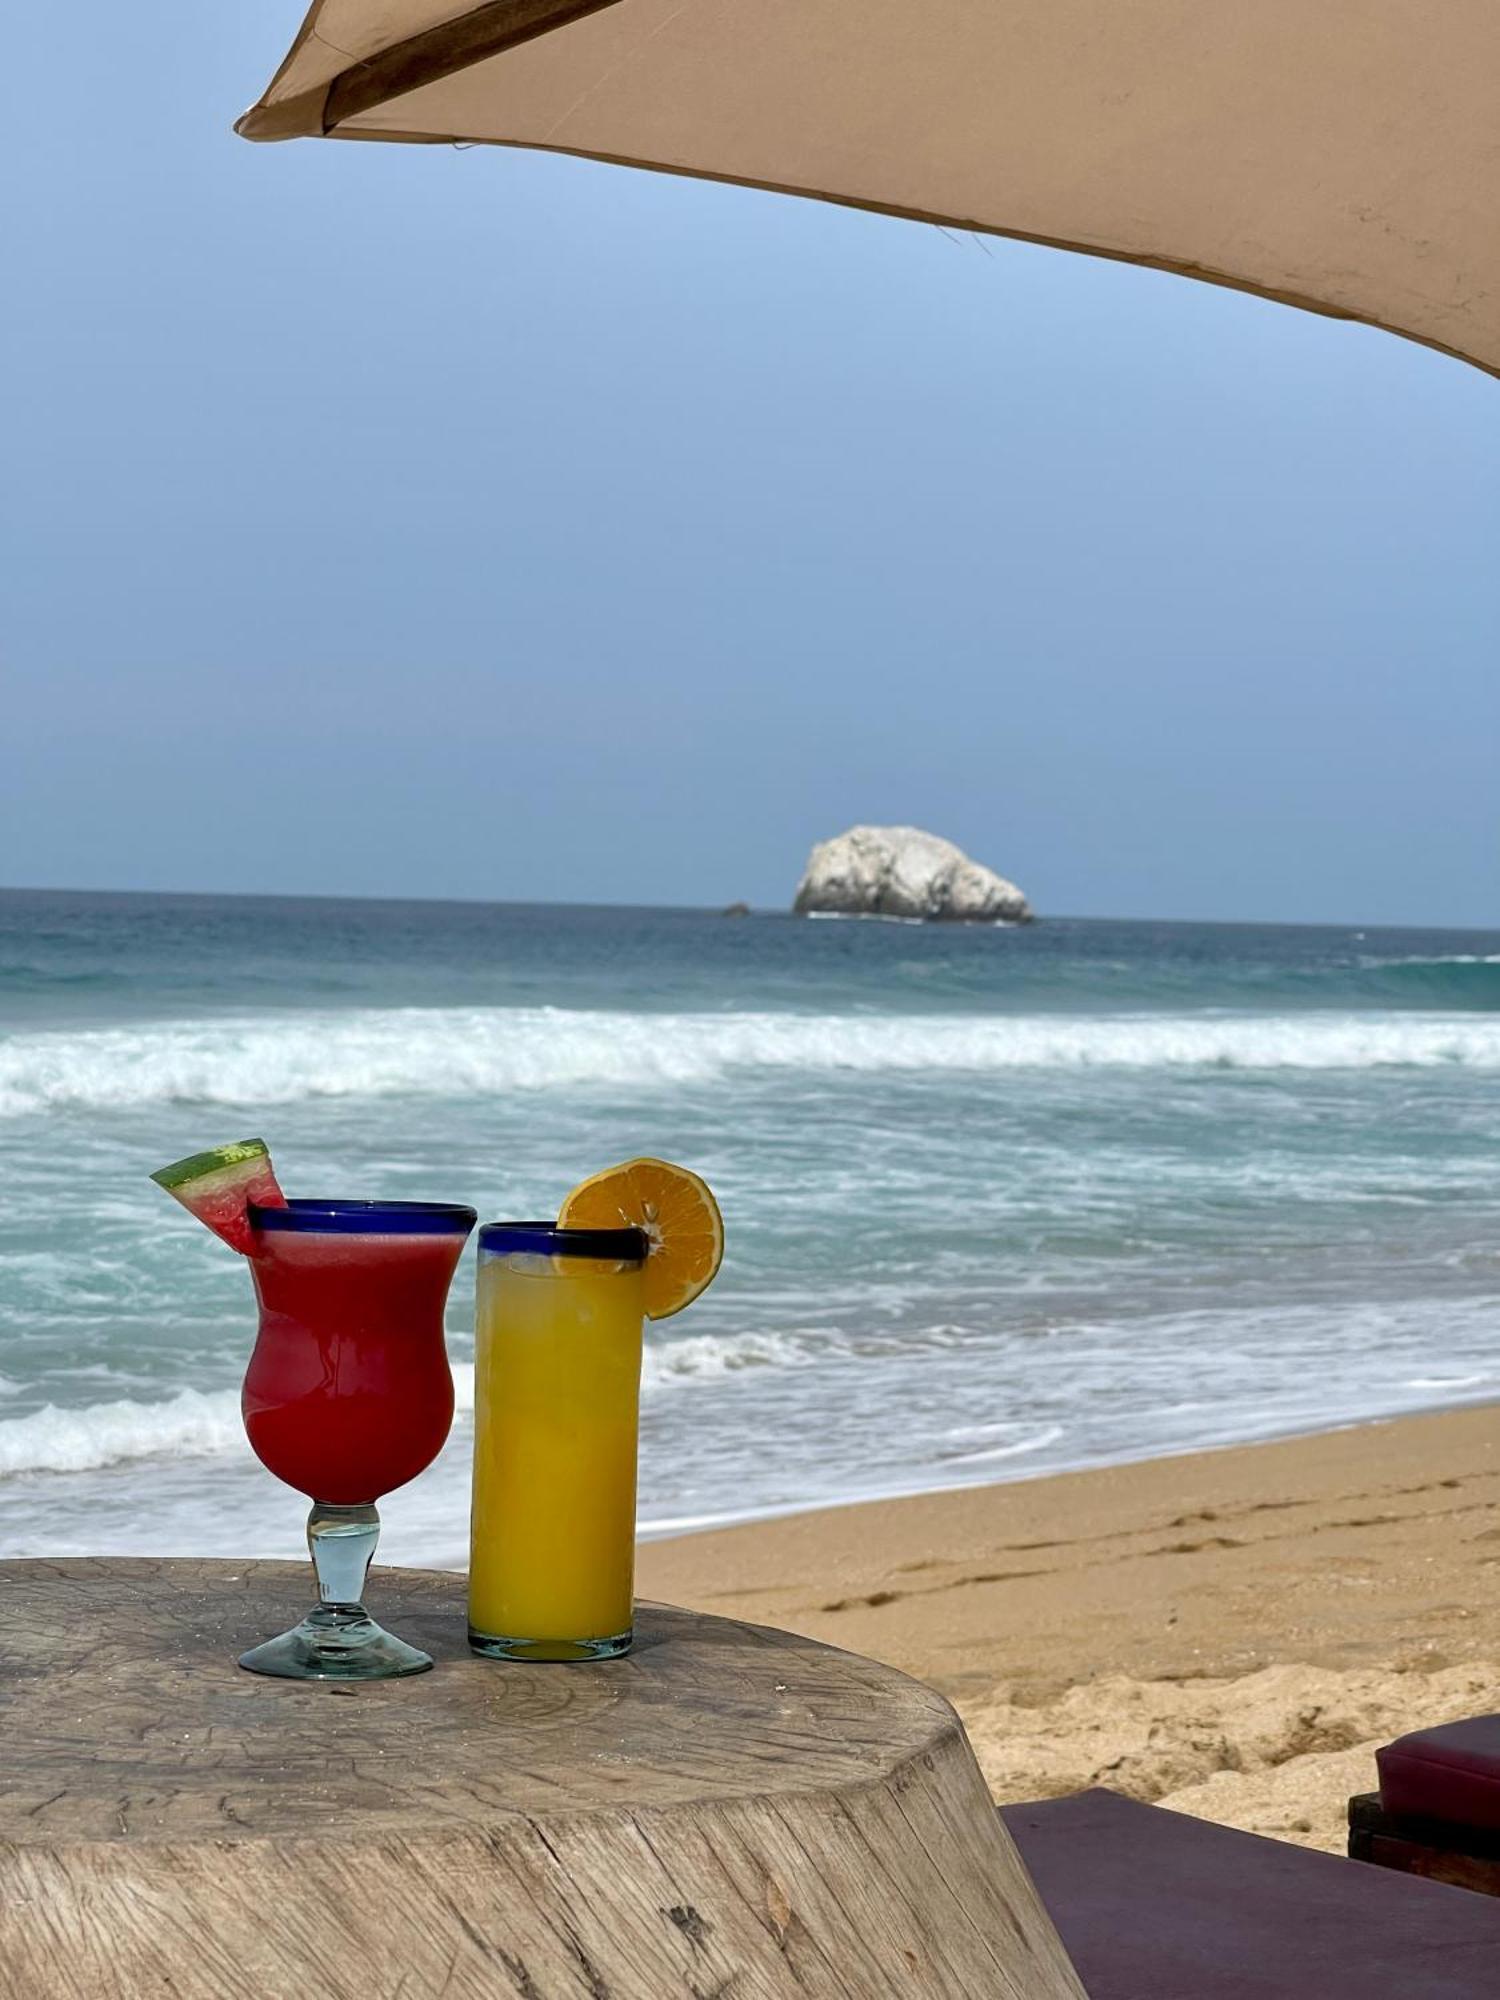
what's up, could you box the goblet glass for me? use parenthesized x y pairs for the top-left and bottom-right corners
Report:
(238, 1198), (476, 1679)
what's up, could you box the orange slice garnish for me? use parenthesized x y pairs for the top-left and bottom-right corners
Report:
(559, 1157), (723, 1320)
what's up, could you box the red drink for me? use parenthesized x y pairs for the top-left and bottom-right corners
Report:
(245, 1228), (462, 1503)
(236, 1198), (476, 1681)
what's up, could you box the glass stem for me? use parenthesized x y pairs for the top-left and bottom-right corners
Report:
(307, 1501), (379, 1616)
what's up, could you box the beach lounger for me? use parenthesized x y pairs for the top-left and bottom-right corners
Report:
(1002, 1787), (1500, 1998)
(1348, 1714), (1500, 1897)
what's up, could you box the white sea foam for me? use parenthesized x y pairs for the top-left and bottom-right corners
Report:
(1373, 954), (1500, 966)
(0, 1331), (815, 1484)
(3, 1005), (1500, 1117)
(643, 1330), (813, 1387)
(937, 1422), (1065, 1466)
(0, 1388), (244, 1477)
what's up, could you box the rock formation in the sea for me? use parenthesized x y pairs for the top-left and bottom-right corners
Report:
(793, 825), (1032, 923)
(721, 900), (751, 917)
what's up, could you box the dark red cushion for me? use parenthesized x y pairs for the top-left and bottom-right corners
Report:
(1378, 1716), (1500, 1832)
(1001, 1787), (1500, 1998)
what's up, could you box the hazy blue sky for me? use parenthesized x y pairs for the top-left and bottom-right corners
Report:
(3, 4), (1496, 924)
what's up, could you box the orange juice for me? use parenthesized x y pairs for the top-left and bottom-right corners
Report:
(468, 1224), (646, 1660)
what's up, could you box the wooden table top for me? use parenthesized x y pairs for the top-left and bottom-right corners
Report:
(0, 1558), (1083, 1998)
(0, 1556), (965, 1843)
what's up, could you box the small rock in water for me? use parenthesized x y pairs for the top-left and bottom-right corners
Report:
(793, 825), (1032, 922)
(721, 900), (752, 917)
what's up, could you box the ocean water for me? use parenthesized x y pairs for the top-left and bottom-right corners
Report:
(2, 886), (1498, 1568)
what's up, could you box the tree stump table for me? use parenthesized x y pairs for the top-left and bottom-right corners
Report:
(0, 1559), (1083, 1999)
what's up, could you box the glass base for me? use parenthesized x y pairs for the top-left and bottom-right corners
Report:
(240, 1606), (434, 1681)
(467, 1626), (632, 1663)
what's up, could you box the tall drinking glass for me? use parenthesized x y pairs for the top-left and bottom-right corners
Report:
(240, 1198), (476, 1680)
(468, 1222), (647, 1661)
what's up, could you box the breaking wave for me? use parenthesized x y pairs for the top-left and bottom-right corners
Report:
(3, 1005), (1500, 1116)
(0, 1387), (244, 1477)
(0, 1331), (815, 1480)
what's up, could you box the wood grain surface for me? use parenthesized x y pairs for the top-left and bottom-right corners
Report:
(0, 1559), (1083, 1999)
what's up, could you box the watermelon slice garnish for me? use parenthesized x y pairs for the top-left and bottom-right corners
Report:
(150, 1138), (287, 1256)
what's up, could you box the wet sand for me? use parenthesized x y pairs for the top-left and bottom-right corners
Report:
(639, 1405), (1500, 1849)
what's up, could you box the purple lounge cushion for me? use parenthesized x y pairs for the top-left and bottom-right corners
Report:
(1378, 1715), (1500, 1832)
(1001, 1787), (1500, 1999)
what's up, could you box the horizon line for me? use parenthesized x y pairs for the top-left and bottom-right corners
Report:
(0, 881), (1494, 937)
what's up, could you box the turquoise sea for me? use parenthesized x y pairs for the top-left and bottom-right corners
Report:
(1, 887), (1498, 1567)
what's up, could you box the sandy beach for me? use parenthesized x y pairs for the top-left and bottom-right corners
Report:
(640, 1404), (1500, 1853)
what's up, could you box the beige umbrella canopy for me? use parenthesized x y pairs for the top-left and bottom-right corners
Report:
(238, 0), (1499, 378)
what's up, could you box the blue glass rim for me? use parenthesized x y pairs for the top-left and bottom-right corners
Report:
(478, 1220), (648, 1261)
(250, 1198), (478, 1236)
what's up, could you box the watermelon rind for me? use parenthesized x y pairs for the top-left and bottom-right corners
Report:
(151, 1138), (272, 1193)
(151, 1138), (286, 1255)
